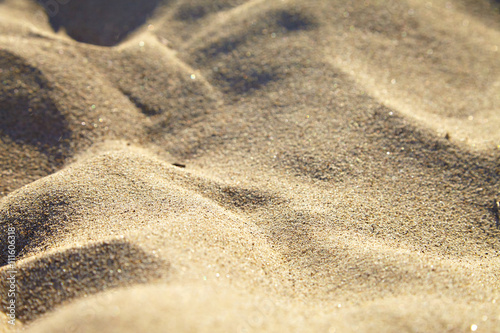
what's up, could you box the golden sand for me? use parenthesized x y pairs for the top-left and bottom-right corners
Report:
(1, 0), (499, 331)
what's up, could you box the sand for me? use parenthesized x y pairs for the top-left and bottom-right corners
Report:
(0, 0), (500, 331)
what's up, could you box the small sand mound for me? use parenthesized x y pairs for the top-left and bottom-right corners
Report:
(0, 186), (74, 266)
(186, 2), (319, 95)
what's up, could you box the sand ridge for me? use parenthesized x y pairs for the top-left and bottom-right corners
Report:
(0, 0), (500, 331)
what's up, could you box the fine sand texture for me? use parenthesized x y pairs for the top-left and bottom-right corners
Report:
(1, 0), (500, 332)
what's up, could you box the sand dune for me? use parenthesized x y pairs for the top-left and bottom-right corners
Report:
(1, 0), (500, 331)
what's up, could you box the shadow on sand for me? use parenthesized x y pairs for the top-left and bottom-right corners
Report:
(36, 0), (165, 46)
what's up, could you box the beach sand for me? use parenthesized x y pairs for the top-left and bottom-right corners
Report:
(0, 0), (500, 331)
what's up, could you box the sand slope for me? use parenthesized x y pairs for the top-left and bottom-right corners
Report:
(1, 0), (500, 331)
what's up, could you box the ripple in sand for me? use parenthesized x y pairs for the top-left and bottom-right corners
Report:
(0, 240), (169, 323)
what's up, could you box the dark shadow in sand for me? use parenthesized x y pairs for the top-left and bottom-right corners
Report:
(0, 50), (71, 158)
(36, 0), (165, 46)
(174, 0), (249, 22)
(0, 240), (169, 322)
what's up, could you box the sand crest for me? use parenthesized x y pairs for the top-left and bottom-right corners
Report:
(1, 0), (500, 331)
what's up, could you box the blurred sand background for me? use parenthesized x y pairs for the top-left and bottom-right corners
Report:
(0, 0), (500, 331)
